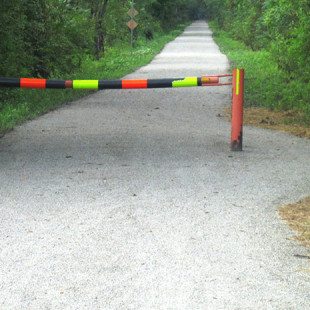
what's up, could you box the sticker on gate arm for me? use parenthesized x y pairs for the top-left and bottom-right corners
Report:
(73, 80), (99, 90)
(235, 69), (240, 95)
(172, 77), (198, 88)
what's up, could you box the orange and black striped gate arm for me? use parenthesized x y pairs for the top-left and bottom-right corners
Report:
(0, 70), (244, 151)
(0, 76), (224, 89)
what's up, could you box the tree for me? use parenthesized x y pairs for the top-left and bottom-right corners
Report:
(89, 0), (109, 59)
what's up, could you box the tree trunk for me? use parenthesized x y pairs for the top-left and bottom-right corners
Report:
(94, 0), (108, 60)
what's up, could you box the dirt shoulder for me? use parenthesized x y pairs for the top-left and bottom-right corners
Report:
(243, 107), (310, 139)
(279, 197), (310, 249)
(244, 108), (309, 248)
(226, 106), (310, 249)
(244, 108), (310, 249)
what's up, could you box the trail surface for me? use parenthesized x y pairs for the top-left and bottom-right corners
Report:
(0, 21), (309, 309)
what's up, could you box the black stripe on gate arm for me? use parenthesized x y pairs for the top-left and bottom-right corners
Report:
(99, 80), (122, 89)
(147, 79), (173, 88)
(197, 78), (202, 87)
(0, 77), (20, 88)
(46, 80), (66, 89)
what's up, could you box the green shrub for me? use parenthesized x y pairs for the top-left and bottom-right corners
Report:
(210, 23), (310, 126)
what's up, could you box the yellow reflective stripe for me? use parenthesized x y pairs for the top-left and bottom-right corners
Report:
(172, 77), (198, 88)
(73, 80), (99, 90)
(236, 69), (240, 95)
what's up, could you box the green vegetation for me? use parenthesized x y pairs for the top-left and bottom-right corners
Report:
(0, 27), (186, 134)
(2, 0), (309, 132)
(0, 0), (204, 134)
(204, 0), (310, 126)
(0, 0), (197, 78)
(210, 23), (310, 125)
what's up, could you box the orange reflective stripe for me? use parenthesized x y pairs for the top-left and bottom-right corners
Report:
(122, 79), (147, 89)
(20, 78), (46, 89)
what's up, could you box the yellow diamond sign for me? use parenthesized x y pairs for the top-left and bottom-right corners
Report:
(127, 8), (139, 18)
(127, 19), (138, 30)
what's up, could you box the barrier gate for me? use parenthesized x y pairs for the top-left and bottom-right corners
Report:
(0, 68), (244, 151)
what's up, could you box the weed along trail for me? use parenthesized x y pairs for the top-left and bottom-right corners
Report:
(1, 21), (310, 308)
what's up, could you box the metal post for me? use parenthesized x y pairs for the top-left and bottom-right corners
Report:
(231, 68), (244, 151)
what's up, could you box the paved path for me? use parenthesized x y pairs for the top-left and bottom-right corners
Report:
(0, 21), (309, 309)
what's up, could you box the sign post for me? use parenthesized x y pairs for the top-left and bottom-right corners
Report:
(127, 1), (138, 47)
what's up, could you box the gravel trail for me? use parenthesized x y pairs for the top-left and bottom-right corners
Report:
(0, 21), (309, 309)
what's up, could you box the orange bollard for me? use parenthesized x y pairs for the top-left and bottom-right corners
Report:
(231, 68), (244, 151)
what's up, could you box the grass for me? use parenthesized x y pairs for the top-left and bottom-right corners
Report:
(279, 197), (310, 248)
(0, 25), (187, 135)
(209, 21), (310, 131)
